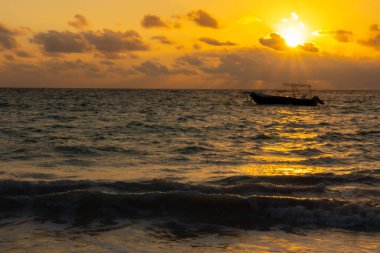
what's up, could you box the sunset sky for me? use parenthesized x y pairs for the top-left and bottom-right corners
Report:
(1, 0), (380, 89)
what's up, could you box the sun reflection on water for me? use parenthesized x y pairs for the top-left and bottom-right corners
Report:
(237, 163), (327, 176)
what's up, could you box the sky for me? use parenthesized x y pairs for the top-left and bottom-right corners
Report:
(1, 0), (380, 89)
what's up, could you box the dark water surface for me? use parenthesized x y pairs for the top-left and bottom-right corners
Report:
(0, 89), (379, 252)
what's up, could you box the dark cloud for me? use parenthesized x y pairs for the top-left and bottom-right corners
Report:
(151, 36), (174, 45)
(199, 37), (237, 46)
(259, 33), (288, 51)
(359, 24), (380, 51)
(83, 29), (149, 53)
(173, 22), (182, 29)
(100, 60), (115, 66)
(0, 60), (104, 87)
(176, 45), (185, 50)
(15, 50), (32, 58)
(298, 43), (319, 53)
(171, 68), (196, 75)
(176, 55), (204, 66)
(44, 59), (100, 76)
(68, 14), (89, 29)
(2, 48), (380, 89)
(133, 61), (170, 75)
(321, 30), (353, 43)
(187, 10), (219, 28)
(141, 15), (169, 28)
(192, 48), (380, 89)
(369, 24), (379, 32)
(332, 30), (353, 43)
(31, 30), (88, 53)
(0, 24), (18, 49)
(133, 60), (196, 76)
(193, 43), (201, 50)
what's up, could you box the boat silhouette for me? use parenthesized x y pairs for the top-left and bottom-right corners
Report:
(247, 83), (324, 106)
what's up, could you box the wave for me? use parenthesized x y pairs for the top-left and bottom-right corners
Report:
(0, 179), (324, 197)
(0, 102), (10, 107)
(53, 145), (148, 156)
(212, 173), (380, 186)
(174, 146), (212, 155)
(54, 146), (97, 155)
(0, 179), (379, 230)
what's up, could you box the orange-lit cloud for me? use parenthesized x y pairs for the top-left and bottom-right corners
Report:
(141, 15), (169, 28)
(176, 55), (204, 66)
(187, 10), (219, 29)
(1, 1), (380, 90)
(199, 37), (237, 46)
(320, 30), (353, 42)
(15, 50), (32, 58)
(298, 42), (319, 53)
(83, 30), (149, 53)
(31, 30), (88, 53)
(68, 14), (89, 30)
(151, 35), (174, 45)
(133, 60), (195, 76)
(0, 24), (18, 49)
(259, 33), (288, 51)
(359, 24), (380, 51)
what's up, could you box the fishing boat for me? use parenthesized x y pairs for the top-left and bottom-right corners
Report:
(247, 83), (324, 106)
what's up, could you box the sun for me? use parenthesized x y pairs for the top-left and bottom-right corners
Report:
(277, 12), (308, 47)
(280, 27), (304, 47)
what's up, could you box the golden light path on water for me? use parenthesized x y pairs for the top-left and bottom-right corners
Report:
(235, 106), (346, 176)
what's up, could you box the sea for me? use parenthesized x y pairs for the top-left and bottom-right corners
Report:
(0, 89), (379, 253)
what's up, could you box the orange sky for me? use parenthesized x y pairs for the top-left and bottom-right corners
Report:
(1, 0), (380, 89)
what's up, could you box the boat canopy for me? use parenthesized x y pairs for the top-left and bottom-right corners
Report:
(283, 83), (312, 98)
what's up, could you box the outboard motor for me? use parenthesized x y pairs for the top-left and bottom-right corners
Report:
(312, 96), (325, 105)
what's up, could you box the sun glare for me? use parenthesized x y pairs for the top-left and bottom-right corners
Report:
(277, 12), (308, 47)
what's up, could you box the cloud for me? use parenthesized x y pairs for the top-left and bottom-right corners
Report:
(320, 30), (353, 43)
(0, 24), (18, 49)
(193, 43), (201, 50)
(100, 60), (115, 66)
(359, 24), (380, 51)
(0, 60), (106, 87)
(259, 33), (288, 51)
(192, 48), (380, 89)
(187, 10), (219, 28)
(31, 30), (88, 53)
(68, 14), (89, 29)
(331, 30), (353, 43)
(83, 29), (149, 53)
(151, 36), (174, 45)
(133, 60), (195, 76)
(369, 24), (379, 32)
(2, 47), (380, 89)
(297, 42), (319, 53)
(44, 59), (100, 76)
(199, 37), (237, 46)
(15, 50), (32, 58)
(133, 61), (170, 75)
(141, 15), (169, 28)
(176, 55), (204, 66)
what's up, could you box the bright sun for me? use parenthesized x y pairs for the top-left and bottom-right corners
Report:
(277, 12), (308, 47)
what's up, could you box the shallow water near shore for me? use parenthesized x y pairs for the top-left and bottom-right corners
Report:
(0, 89), (379, 252)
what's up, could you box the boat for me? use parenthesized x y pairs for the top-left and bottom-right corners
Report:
(247, 83), (324, 106)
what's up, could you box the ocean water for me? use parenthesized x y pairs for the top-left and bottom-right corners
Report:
(0, 89), (379, 252)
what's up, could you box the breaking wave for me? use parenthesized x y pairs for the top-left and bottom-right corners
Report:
(0, 179), (379, 230)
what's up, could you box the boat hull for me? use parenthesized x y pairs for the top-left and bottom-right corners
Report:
(249, 92), (321, 106)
